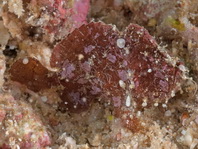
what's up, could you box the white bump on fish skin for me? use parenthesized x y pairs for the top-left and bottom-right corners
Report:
(23, 58), (29, 64)
(147, 69), (152, 73)
(78, 54), (84, 60)
(125, 95), (131, 107)
(82, 97), (87, 102)
(117, 38), (126, 48)
(119, 80), (126, 89)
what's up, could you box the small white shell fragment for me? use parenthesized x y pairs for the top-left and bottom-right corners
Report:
(184, 133), (193, 146)
(136, 111), (141, 117)
(181, 130), (186, 135)
(117, 38), (126, 48)
(179, 64), (186, 72)
(22, 58), (29, 64)
(41, 96), (48, 102)
(154, 103), (159, 107)
(125, 95), (131, 107)
(142, 102), (147, 107)
(165, 110), (171, 117)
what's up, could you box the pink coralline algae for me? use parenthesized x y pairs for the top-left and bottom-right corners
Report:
(10, 22), (184, 112)
(2, 0), (90, 41)
(0, 94), (51, 149)
(42, 0), (90, 35)
(72, 0), (90, 27)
